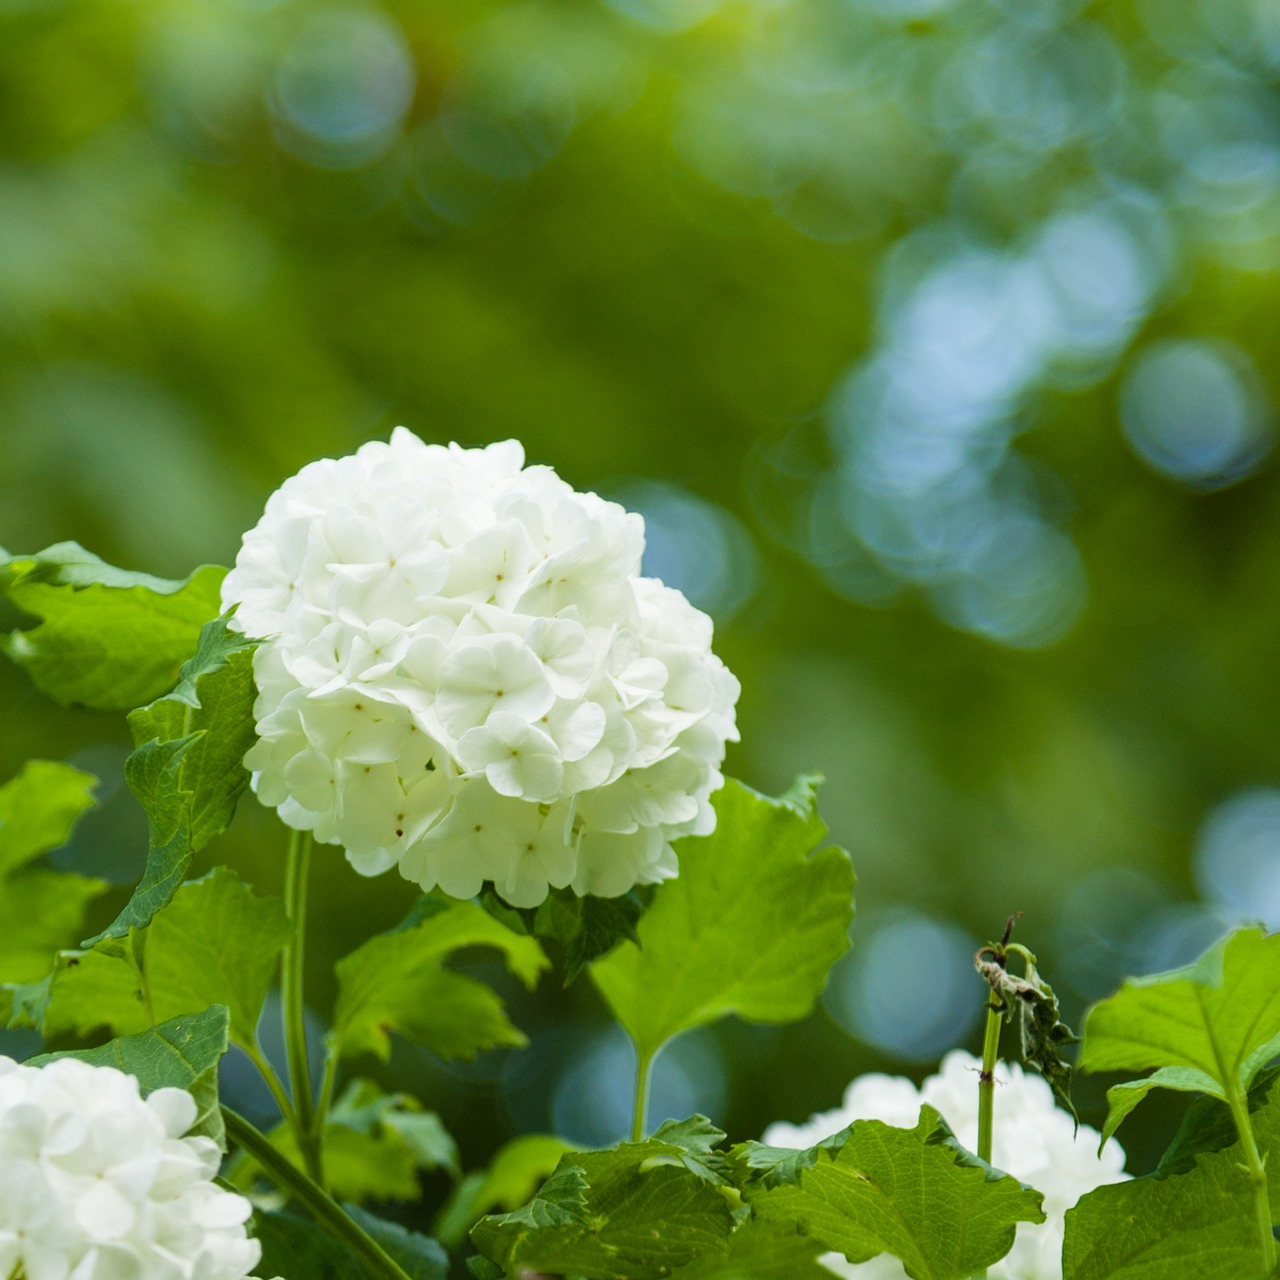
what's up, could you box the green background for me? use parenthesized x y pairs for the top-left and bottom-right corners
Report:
(3, 0), (1279, 1225)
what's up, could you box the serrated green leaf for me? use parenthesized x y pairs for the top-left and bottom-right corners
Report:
(332, 899), (548, 1063)
(667, 1220), (830, 1278)
(0, 759), (97, 877)
(733, 1107), (1045, 1280)
(591, 777), (854, 1064)
(1079, 926), (1280, 1102)
(128, 616), (259, 850)
(436, 1134), (572, 1249)
(44, 867), (290, 1049)
(1099, 1066), (1224, 1151)
(1062, 1069), (1280, 1280)
(0, 543), (224, 710)
(29, 1005), (230, 1146)
(471, 1141), (736, 1278)
(88, 617), (259, 944)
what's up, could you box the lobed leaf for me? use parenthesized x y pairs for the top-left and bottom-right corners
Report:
(332, 897), (548, 1063)
(665, 1220), (831, 1278)
(88, 617), (259, 944)
(0, 543), (224, 710)
(435, 1134), (572, 1248)
(29, 1005), (231, 1146)
(591, 776), (854, 1063)
(1062, 1068), (1280, 1280)
(733, 1107), (1045, 1280)
(1079, 926), (1280, 1128)
(42, 867), (290, 1049)
(471, 1139), (736, 1278)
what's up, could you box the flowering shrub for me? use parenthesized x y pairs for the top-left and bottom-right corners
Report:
(0, 1056), (265, 1280)
(1, 434), (1279, 1280)
(222, 432), (739, 907)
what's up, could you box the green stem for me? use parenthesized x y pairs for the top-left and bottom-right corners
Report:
(631, 1047), (654, 1143)
(977, 1000), (1002, 1166)
(313, 1038), (340, 1141)
(972, 1001), (1004, 1280)
(282, 827), (321, 1183)
(223, 1107), (414, 1280)
(1226, 1080), (1277, 1276)
(243, 1038), (297, 1128)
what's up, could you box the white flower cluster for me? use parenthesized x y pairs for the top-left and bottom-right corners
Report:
(223, 431), (740, 907)
(0, 1056), (269, 1280)
(764, 1051), (1130, 1280)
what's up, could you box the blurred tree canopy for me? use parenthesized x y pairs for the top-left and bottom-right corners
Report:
(3, 0), (1280, 1202)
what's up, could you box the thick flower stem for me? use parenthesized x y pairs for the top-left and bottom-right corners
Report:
(977, 999), (1002, 1167)
(971, 999), (1004, 1280)
(1225, 1080), (1277, 1276)
(631, 1046), (654, 1143)
(282, 828), (322, 1184)
(223, 1107), (414, 1280)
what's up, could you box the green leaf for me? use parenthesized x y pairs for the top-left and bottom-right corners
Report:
(481, 884), (650, 986)
(43, 867), (290, 1049)
(1079, 926), (1280, 1101)
(255, 1212), (363, 1280)
(0, 761), (107, 994)
(255, 1205), (448, 1280)
(1157, 1065), (1280, 1182)
(88, 617), (259, 944)
(29, 1005), (231, 1146)
(0, 759), (97, 877)
(667, 1220), (831, 1278)
(0, 543), (225, 710)
(0, 868), (109, 984)
(1062, 1069), (1280, 1280)
(733, 1107), (1045, 1280)
(471, 1138), (737, 1278)
(435, 1134), (572, 1249)
(241, 1080), (459, 1205)
(345, 1207), (449, 1280)
(1099, 1066), (1225, 1151)
(332, 898), (548, 1063)
(591, 777), (854, 1063)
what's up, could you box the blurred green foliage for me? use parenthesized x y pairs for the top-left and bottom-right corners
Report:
(4, 0), (1280, 1223)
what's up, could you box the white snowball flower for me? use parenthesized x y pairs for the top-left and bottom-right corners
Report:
(223, 431), (740, 907)
(0, 1055), (271, 1280)
(763, 1051), (1130, 1280)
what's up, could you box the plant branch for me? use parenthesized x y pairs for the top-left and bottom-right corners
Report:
(243, 1038), (297, 1129)
(223, 1106), (414, 1280)
(282, 826), (322, 1183)
(1225, 1079), (1277, 1276)
(631, 1045), (654, 1143)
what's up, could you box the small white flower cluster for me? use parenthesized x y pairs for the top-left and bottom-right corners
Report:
(764, 1051), (1130, 1280)
(223, 431), (740, 907)
(0, 1056), (269, 1280)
